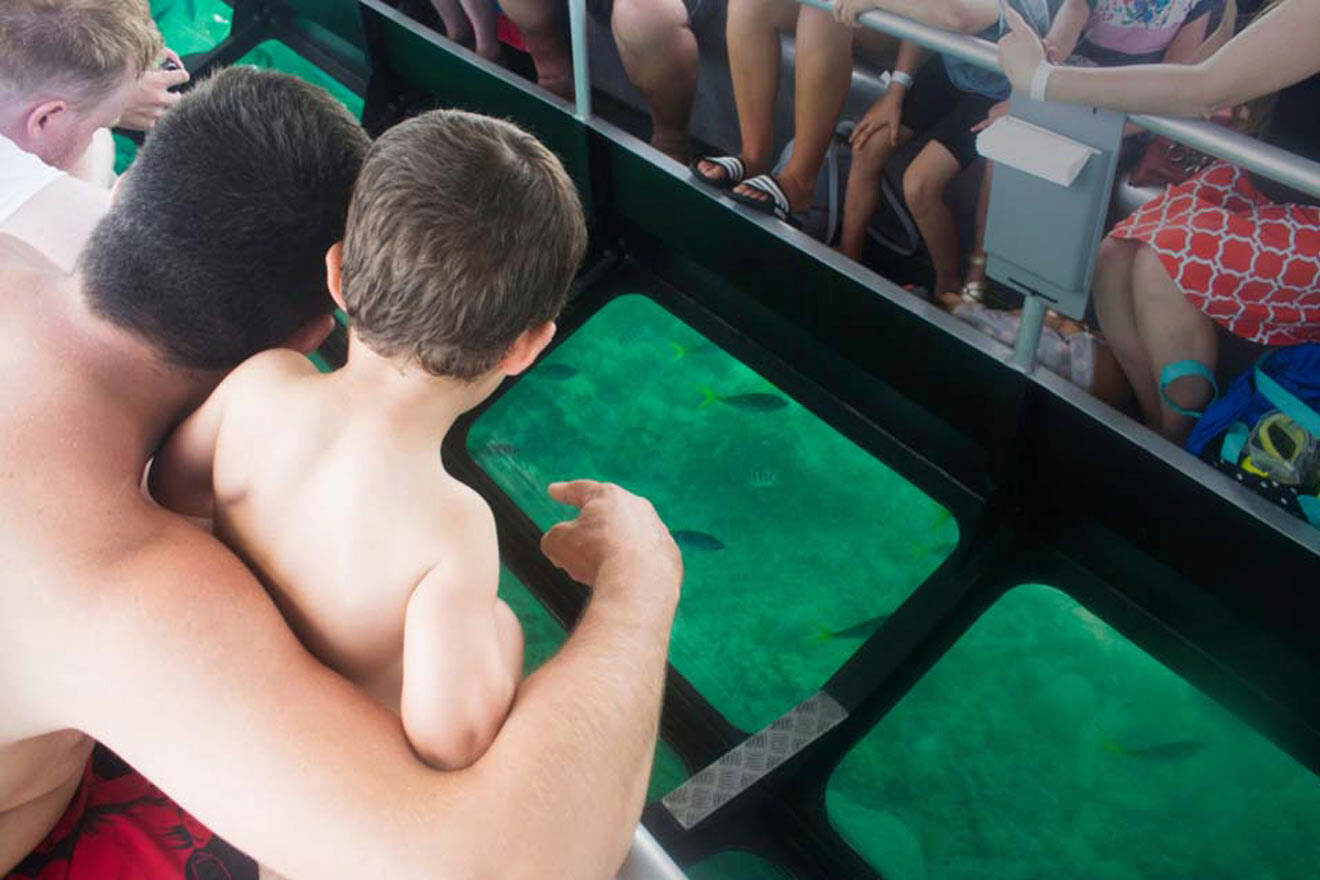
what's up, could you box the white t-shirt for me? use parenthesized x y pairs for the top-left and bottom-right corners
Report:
(0, 134), (62, 225)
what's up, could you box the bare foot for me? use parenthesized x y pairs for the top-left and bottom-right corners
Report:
(935, 291), (964, 312)
(538, 73), (574, 101)
(695, 156), (757, 184)
(731, 169), (813, 214)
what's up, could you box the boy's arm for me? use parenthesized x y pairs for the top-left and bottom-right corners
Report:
(1043, 0), (1090, 62)
(401, 501), (523, 770)
(18, 480), (680, 880)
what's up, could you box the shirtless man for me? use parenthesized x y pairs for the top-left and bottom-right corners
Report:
(0, 66), (682, 880)
(0, 0), (190, 270)
(149, 110), (590, 770)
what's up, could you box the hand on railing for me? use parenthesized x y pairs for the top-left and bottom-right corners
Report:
(832, 0), (878, 26)
(997, 5), (1047, 95)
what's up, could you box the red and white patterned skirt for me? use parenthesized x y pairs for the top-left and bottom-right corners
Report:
(1110, 161), (1320, 346)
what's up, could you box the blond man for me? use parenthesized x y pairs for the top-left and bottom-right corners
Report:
(0, 0), (187, 269)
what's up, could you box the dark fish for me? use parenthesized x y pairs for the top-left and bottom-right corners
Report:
(813, 613), (890, 642)
(535, 363), (579, 380)
(669, 340), (717, 360)
(749, 468), (778, 488)
(699, 387), (789, 411)
(671, 529), (725, 552)
(1104, 737), (1207, 761)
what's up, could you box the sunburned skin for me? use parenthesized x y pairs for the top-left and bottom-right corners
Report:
(0, 226), (682, 880)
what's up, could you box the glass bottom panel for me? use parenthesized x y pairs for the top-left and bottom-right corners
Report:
(150, 0), (234, 56)
(826, 584), (1320, 880)
(470, 294), (958, 733)
(117, 31), (364, 174)
(687, 850), (794, 880)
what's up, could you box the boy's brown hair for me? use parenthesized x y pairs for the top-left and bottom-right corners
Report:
(341, 109), (588, 380)
(0, 0), (161, 103)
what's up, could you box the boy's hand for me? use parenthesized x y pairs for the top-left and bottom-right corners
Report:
(541, 481), (681, 602)
(851, 88), (904, 150)
(833, 0), (878, 26)
(117, 49), (190, 131)
(998, 5), (1048, 94)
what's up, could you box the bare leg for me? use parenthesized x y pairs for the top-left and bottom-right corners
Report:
(732, 4), (853, 211)
(963, 162), (992, 291)
(612, 0), (697, 161)
(458, 0), (502, 60)
(430, 0), (474, 45)
(1131, 243), (1218, 442)
(696, 0), (798, 182)
(838, 125), (907, 259)
(499, 0), (574, 97)
(1094, 237), (1163, 426)
(903, 141), (963, 296)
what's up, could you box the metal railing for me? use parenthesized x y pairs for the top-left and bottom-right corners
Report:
(796, 0), (1320, 200)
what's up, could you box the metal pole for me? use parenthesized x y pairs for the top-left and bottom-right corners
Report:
(796, 0), (1320, 201)
(567, 0), (592, 119)
(1012, 295), (1048, 372)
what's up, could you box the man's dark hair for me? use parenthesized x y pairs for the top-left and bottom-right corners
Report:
(81, 66), (370, 370)
(341, 109), (588, 380)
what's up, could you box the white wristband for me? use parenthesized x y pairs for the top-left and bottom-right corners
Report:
(1029, 61), (1052, 102)
(889, 69), (914, 90)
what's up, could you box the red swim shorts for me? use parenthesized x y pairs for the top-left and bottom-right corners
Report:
(7, 747), (255, 880)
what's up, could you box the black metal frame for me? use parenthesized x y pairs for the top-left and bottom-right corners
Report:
(162, 2), (1320, 876)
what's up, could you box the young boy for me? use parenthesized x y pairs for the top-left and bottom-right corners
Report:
(148, 109), (589, 770)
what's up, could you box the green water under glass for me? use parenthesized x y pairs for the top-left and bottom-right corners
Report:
(827, 584), (1320, 880)
(470, 294), (959, 735)
(116, 0), (365, 173)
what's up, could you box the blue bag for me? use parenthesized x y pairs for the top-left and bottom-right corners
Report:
(1185, 344), (1320, 526)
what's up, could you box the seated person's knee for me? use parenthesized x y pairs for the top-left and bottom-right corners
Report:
(902, 162), (947, 213)
(613, 0), (689, 45)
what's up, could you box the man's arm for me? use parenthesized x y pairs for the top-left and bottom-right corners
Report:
(999, 0), (1319, 116)
(24, 480), (679, 880)
(400, 500), (523, 770)
(0, 176), (110, 275)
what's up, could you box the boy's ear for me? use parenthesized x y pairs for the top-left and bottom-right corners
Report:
(282, 314), (336, 356)
(499, 321), (557, 376)
(325, 241), (347, 311)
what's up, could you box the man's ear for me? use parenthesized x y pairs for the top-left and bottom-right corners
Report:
(325, 242), (347, 311)
(26, 100), (67, 142)
(282, 314), (337, 356)
(499, 321), (557, 376)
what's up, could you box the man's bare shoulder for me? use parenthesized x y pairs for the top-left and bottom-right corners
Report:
(224, 348), (320, 391)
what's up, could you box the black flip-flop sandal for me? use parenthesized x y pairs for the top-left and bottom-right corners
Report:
(690, 155), (746, 190)
(729, 174), (803, 229)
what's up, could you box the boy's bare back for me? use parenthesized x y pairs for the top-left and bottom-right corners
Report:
(154, 347), (524, 768)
